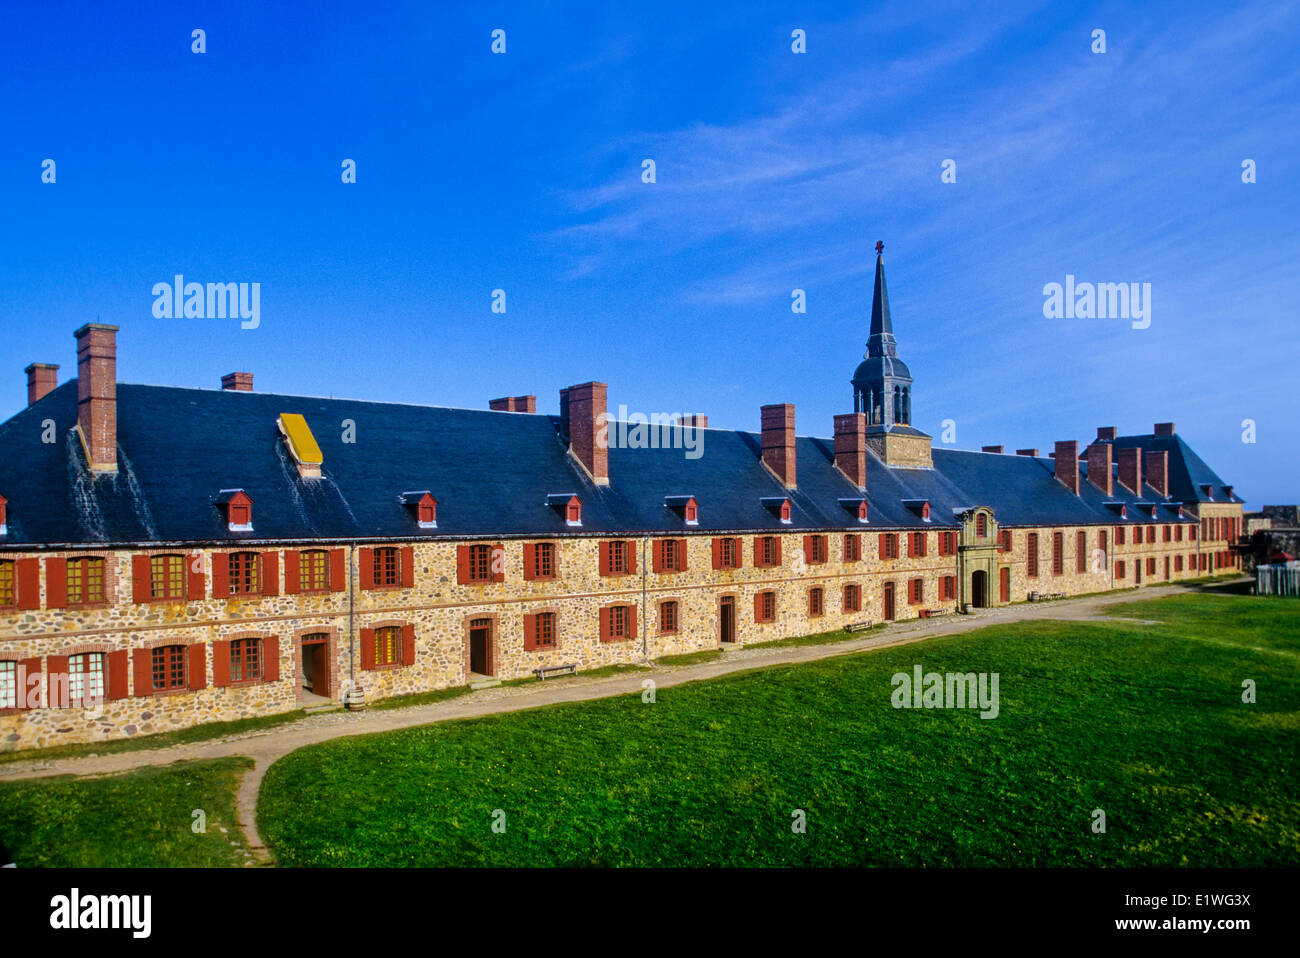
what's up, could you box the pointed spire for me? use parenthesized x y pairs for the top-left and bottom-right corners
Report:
(866, 241), (896, 358)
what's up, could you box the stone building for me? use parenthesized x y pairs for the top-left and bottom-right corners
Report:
(0, 250), (1245, 751)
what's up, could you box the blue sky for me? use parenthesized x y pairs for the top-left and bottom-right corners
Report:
(2, 0), (1297, 504)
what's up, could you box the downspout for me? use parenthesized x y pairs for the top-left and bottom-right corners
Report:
(641, 537), (649, 662)
(345, 541), (364, 709)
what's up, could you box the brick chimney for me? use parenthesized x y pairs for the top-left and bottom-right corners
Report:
(221, 372), (253, 392)
(489, 395), (536, 413)
(981, 445), (1003, 454)
(1054, 440), (1079, 494)
(1097, 426), (1117, 441)
(25, 363), (59, 406)
(1147, 449), (1169, 497)
(833, 412), (868, 489)
(1153, 422), (1175, 436)
(678, 414), (708, 429)
(1117, 446), (1142, 494)
(761, 403), (796, 488)
(560, 382), (608, 484)
(74, 323), (118, 473)
(1086, 442), (1113, 496)
(1016, 448), (1038, 457)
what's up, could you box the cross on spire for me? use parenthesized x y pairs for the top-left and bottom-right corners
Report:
(875, 240), (884, 256)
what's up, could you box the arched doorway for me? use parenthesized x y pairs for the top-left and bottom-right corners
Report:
(971, 570), (988, 608)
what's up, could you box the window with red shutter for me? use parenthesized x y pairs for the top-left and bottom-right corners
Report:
(1027, 534), (1039, 578)
(844, 534), (861, 562)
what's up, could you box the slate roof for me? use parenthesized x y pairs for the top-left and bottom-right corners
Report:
(0, 381), (1231, 547)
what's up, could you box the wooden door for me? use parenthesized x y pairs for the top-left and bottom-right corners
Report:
(470, 626), (489, 674)
(720, 596), (735, 643)
(999, 567), (1010, 603)
(883, 582), (895, 620)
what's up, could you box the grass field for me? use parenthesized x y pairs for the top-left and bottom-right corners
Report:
(0, 757), (254, 867)
(255, 593), (1300, 866)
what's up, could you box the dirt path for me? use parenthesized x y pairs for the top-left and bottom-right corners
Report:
(0, 585), (1197, 864)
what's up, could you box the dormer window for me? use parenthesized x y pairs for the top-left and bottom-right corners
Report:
(761, 497), (792, 524)
(1105, 501), (1128, 520)
(1223, 486), (1234, 501)
(664, 495), (699, 526)
(1199, 483), (1214, 501)
(839, 498), (869, 523)
(216, 489), (253, 532)
(547, 494), (582, 526)
(903, 499), (931, 522)
(401, 491), (438, 529)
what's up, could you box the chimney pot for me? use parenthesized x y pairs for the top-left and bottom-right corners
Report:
(981, 445), (1003, 454)
(24, 363), (59, 406)
(221, 372), (253, 391)
(74, 323), (119, 473)
(1154, 422), (1175, 436)
(761, 403), (797, 488)
(561, 382), (608, 484)
(1097, 426), (1117, 441)
(834, 412), (868, 489)
(1054, 440), (1079, 494)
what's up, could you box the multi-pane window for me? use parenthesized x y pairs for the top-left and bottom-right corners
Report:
(536, 612), (556, 647)
(998, 530), (1012, 553)
(939, 532), (957, 556)
(1175, 555), (1183, 572)
(1163, 525), (1172, 542)
(660, 539), (681, 571)
(374, 547), (400, 587)
(720, 537), (740, 569)
(1134, 526), (1144, 545)
(842, 584), (861, 612)
(757, 537), (779, 567)
(756, 591), (776, 623)
(0, 660), (15, 710)
(0, 561), (14, 608)
(609, 605), (631, 639)
(659, 601), (678, 634)
(809, 587), (824, 617)
(374, 626), (401, 666)
(229, 551), (261, 595)
(532, 542), (556, 579)
(976, 514), (987, 537)
(843, 534), (861, 562)
(1175, 525), (1183, 542)
(909, 533), (927, 558)
(300, 550), (329, 591)
(908, 578), (924, 605)
(68, 653), (105, 705)
(608, 540), (630, 575)
(1027, 534), (1039, 578)
(940, 576), (957, 600)
(1115, 526), (1126, 545)
(150, 555), (186, 600)
(881, 534), (899, 560)
(1148, 525), (1157, 543)
(230, 638), (261, 683)
(1076, 532), (1087, 573)
(1052, 533), (1064, 575)
(66, 557), (106, 605)
(1147, 557), (1157, 576)
(151, 645), (186, 691)
(807, 536), (827, 564)
(1116, 561), (1126, 579)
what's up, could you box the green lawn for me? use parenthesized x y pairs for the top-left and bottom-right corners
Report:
(257, 593), (1300, 867)
(0, 757), (254, 867)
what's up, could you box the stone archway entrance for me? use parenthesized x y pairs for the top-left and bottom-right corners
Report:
(971, 570), (988, 608)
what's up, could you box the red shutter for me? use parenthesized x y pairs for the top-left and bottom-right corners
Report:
(803, 535), (813, 564)
(360, 628), (375, 670)
(359, 547), (375, 590)
(211, 552), (230, 598)
(491, 544), (505, 582)
(132, 649), (152, 697)
(283, 550), (300, 595)
(627, 542), (637, 574)
(44, 557), (68, 609)
(599, 607), (611, 643)
(754, 592), (764, 621)
(132, 555), (151, 603)
(879, 534), (888, 560)
(46, 655), (68, 708)
(14, 558), (39, 610)
(106, 650), (129, 700)
(329, 549), (346, 592)
(652, 541), (664, 573)
(456, 546), (470, 585)
(263, 635), (280, 682)
(17, 657), (41, 710)
(712, 538), (722, 570)
(628, 605), (638, 639)
(753, 537), (763, 566)
(401, 625), (415, 666)
(186, 554), (205, 600)
(187, 643), (207, 690)
(523, 614), (537, 651)
(732, 538), (744, 568)
(523, 544), (536, 580)
(212, 640), (232, 687)
(262, 551), (280, 596)
(773, 538), (782, 564)
(678, 540), (688, 571)
(598, 541), (610, 576)
(400, 547), (415, 588)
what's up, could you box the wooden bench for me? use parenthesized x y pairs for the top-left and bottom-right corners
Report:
(844, 621), (873, 633)
(534, 663), (578, 680)
(919, 608), (952, 619)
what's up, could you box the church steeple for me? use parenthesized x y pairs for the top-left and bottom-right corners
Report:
(866, 240), (896, 358)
